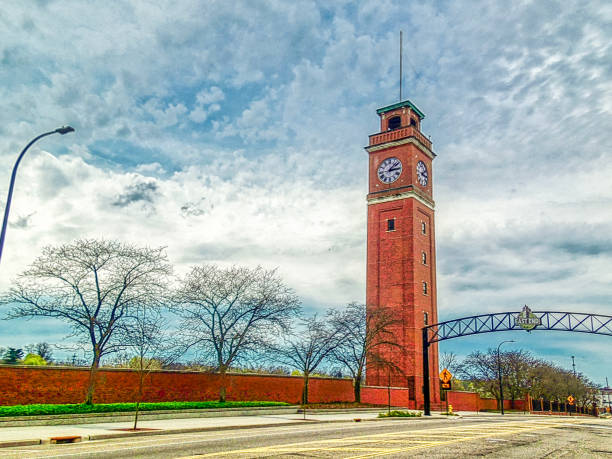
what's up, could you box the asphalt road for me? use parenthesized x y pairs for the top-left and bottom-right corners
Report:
(2, 415), (610, 458)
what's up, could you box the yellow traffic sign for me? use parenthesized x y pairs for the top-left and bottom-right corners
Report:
(439, 368), (453, 383)
(567, 395), (575, 405)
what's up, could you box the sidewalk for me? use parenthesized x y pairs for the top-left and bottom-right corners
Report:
(0, 409), (543, 448)
(0, 409), (408, 448)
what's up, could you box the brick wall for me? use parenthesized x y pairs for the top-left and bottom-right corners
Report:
(0, 366), (354, 406)
(0, 366), (525, 410)
(447, 391), (526, 412)
(447, 391), (481, 411)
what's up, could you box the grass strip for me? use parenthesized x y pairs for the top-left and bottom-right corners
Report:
(0, 401), (290, 417)
(378, 410), (422, 418)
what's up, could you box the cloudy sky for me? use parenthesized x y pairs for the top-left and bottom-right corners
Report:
(0, 1), (610, 383)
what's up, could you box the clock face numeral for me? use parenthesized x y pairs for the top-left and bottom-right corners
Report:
(416, 160), (428, 186)
(377, 157), (402, 184)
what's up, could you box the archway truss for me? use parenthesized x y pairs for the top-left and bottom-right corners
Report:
(426, 311), (612, 344)
(422, 310), (612, 415)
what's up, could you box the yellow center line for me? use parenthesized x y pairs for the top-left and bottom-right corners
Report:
(380, 440), (447, 444)
(179, 419), (589, 458)
(330, 444), (443, 452)
(345, 420), (591, 459)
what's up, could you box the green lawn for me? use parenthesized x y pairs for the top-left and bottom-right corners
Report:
(377, 410), (422, 418)
(0, 401), (290, 417)
(478, 409), (525, 413)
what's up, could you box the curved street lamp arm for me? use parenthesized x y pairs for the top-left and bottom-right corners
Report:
(0, 127), (74, 264)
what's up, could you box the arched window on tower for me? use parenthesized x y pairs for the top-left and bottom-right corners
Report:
(410, 117), (417, 127)
(422, 281), (428, 295)
(388, 116), (401, 130)
(422, 251), (427, 265)
(421, 222), (427, 235)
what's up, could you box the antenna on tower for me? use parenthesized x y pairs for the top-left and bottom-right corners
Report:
(399, 30), (403, 101)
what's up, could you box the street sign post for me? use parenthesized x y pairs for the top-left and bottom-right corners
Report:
(440, 368), (453, 413)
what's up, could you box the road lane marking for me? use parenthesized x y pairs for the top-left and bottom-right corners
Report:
(179, 418), (590, 458)
(6, 418), (591, 458)
(346, 420), (590, 459)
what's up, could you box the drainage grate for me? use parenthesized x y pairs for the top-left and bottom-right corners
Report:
(50, 435), (82, 444)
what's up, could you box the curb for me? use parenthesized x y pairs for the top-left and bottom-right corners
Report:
(0, 418), (370, 449)
(0, 411), (455, 449)
(297, 408), (385, 414)
(0, 439), (42, 448)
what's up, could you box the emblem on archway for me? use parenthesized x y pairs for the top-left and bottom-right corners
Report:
(515, 305), (541, 330)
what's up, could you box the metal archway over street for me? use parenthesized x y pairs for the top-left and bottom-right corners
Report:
(422, 308), (612, 415)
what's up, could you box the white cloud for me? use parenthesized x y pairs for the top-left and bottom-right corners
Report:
(189, 87), (225, 123)
(3, 150), (366, 309)
(195, 87), (224, 105)
(0, 0), (610, 380)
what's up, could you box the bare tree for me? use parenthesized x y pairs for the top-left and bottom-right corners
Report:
(459, 348), (601, 412)
(118, 302), (183, 429)
(173, 265), (300, 402)
(459, 349), (500, 401)
(273, 314), (342, 405)
(25, 342), (54, 362)
(504, 350), (535, 407)
(2, 239), (172, 404)
(439, 351), (461, 376)
(528, 360), (598, 408)
(328, 303), (400, 403)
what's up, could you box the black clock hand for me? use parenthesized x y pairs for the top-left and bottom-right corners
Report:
(388, 166), (400, 172)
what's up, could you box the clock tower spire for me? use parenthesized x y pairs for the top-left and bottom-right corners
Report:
(365, 99), (440, 407)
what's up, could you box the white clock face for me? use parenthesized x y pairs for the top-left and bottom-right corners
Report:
(416, 160), (428, 186)
(377, 157), (402, 184)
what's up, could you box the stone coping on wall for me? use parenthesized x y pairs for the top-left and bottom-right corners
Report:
(361, 385), (410, 390)
(0, 364), (353, 381)
(446, 390), (480, 393)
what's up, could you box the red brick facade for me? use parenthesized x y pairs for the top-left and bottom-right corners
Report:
(447, 390), (526, 412)
(0, 366), (523, 412)
(365, 101), (440, 406)
(0, 366), (353, 406)
(0, 366), (413, 407)
(361, 386), (415, 409)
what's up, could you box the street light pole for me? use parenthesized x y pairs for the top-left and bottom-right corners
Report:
(0, 126), (74, 264)
(497, 339), (515, 415)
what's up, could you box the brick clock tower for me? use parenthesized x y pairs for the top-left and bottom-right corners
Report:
(365, 100), (440, 407)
